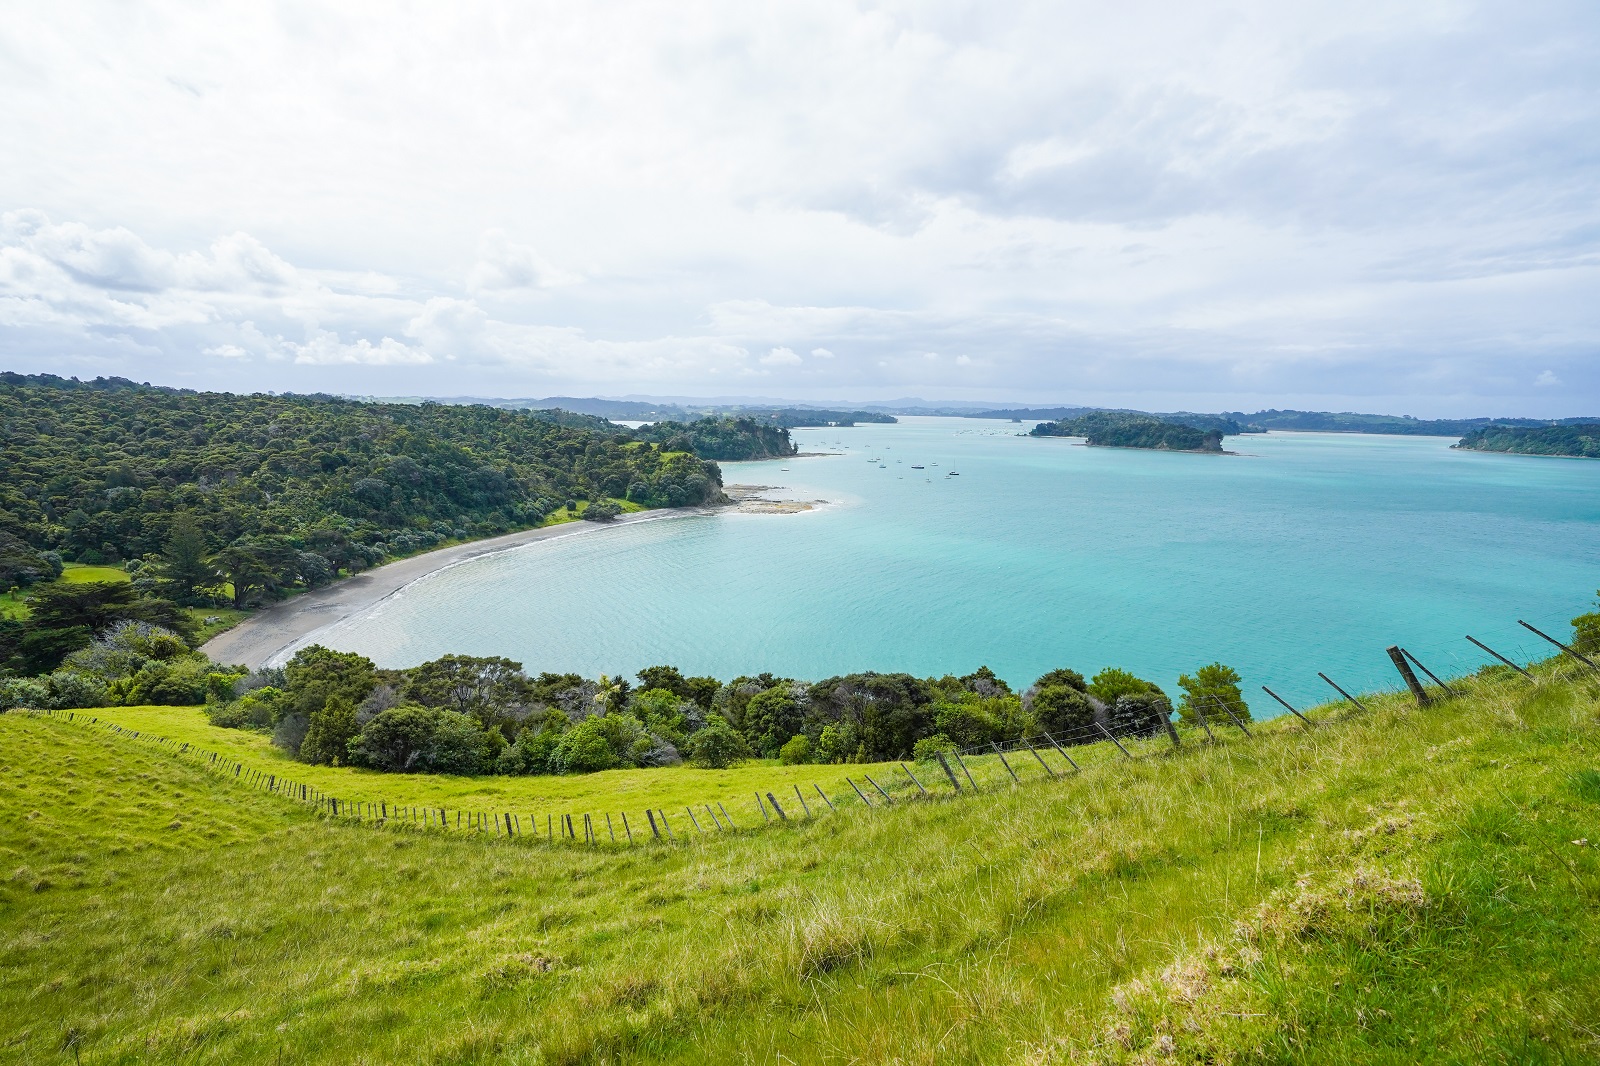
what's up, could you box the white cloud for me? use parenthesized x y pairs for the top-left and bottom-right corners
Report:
(0, 3), (1595, 412)
(1535, 370), (1561, 387)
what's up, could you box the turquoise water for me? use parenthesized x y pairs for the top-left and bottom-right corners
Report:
(317, 418), (1600, 713)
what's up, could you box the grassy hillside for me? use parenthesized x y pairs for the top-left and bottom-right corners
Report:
(2, 666), (1597, 1063)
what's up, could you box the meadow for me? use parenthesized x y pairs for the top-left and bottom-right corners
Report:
(2, 661), (1597, 1063)
(73, 703), (1146, 822)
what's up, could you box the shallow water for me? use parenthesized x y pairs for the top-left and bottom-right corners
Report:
(313, 417), (1600, 711)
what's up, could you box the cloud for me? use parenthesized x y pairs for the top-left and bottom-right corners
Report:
(761, 346), (802, 366)
(467, 231), (581, 291)
(0, 4), (1596, 413)
(1535, 370), (1561, 387)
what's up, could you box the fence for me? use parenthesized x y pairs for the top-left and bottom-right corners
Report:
(14, 619), (1593, 849)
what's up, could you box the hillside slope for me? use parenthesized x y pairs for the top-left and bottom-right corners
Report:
(2, 669), (1597, 1063)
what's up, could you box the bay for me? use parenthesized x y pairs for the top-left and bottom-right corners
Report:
(311, 417), (1600, 713)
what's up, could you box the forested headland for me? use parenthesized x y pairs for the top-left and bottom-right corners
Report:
(0, 374), (794, 677)
(1030, 410), (1226, 452)
(1454, 423), (1600, 458)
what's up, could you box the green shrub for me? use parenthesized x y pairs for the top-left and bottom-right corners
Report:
(745, 685), (803, 758)
(778, 734), (813, 765)
(1088, 667), (1164, 707)
(551, 716), (621, 773)
(300, 696), (359, 765)
(1032, 684), (1096, 740)
(1177, 662), (1250, 725)
(1573, 595), (1600, 654)
(912, 734), (957, 762)
(685, 716), (749, 769)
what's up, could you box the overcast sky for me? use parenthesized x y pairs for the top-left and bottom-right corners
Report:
(2, 1), (1597, 415)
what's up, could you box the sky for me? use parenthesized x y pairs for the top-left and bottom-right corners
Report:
(2, 1), (1597, 416)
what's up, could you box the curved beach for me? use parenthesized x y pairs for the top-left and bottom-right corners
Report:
(201, 508), (708, 670)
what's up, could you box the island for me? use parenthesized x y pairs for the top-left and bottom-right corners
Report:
(1030, 410), (1226, 452)
(1454, 423), (1600, 458)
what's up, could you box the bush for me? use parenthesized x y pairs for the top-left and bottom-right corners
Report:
(745, 685), (803, 758)
(933, 700), (997, 748)
(1088, 668), (1164, 707)
(685, 716), (749, 769)
(550, 715), (621, 773)
(1108, 692), (1172, 738)
(582, 500), (622, 522)
(40, 671), (109, 710)
(496, 726), (561, 775)
(427, 710), (496, 774)
(1574, 597), (1600, 655)
(300, 696), (358, 765)
(778, 734), (813, 765)
(912, 734), (957, 762)
(1177, 662), (1250, 725)
(273, 713), (310, 756)
(0, 678), (50, 710)
(1032, 684), (1096, 740)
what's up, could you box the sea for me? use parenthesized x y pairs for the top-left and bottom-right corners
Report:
(312, 417), (1600, 714)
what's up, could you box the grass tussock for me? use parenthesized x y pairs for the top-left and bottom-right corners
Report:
(0, 665), (1597, 1063)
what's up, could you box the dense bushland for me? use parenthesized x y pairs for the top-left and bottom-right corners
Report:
(181, 649), (1214, 775)
(1455, 421), (1600, 458)
(630, 416), (797, 460)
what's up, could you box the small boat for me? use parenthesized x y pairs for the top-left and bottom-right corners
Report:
(911, 465), (923, 469)
(879, 464), (886, 468)
(946, 470), (959, 476)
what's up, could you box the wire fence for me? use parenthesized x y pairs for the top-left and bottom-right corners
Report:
(13, 617), (1596, 849)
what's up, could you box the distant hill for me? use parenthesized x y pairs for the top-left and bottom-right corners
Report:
(1454, 423), (1600, 458)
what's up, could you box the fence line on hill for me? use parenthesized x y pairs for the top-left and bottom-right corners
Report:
(11, 618), (1587, 849)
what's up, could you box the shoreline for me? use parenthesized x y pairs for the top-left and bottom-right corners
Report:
(200, 507), (712, 670)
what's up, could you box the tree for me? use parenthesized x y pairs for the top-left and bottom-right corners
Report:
(1177, 662), (1250, 725)
(582, 500), (622, 522)
(1088, 668), (1164, 708)
(778, 734), (813, 764)
(346, 705), (439, 771)
(300, 696), (358, 765)
(26, 581), (191, 639)
(1032, 684), (1096, 740)
(402, 654), (534, 732)
(209, 538), (299, 609)
(283, 645), (378, 720)
(0, 532), (62, 588)
(685, 715), (750, 768)
(744, 685), (803, 758)
(153, 514), (218, 605)
(1108, 692), (1172, 738)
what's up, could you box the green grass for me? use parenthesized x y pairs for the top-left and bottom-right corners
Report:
(2, 668), (1598, 1063)
(58, 564), (132, 585)
(82, 703), (1130, 818)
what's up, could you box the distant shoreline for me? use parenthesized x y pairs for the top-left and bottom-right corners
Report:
(200, 508), (711, 670)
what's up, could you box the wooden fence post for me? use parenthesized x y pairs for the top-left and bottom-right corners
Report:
(1318, 671), (1367, 711)
(659, 811), (675, 841)
(990, 742), (1021, 783)
(718, 802), (735, 827)
(1261, 686), (1314, 726)
(647, 810), (660, 839)
(766, 793), (788, 820)
(813, 784), (836, 811)
(756, 792), (770, 822)
(1020, 739), (1056, 778)
(863, 775), (894, 803)
(1519, 620), (1600, 671)
(846, 777), (873, 807)
(952, 749), (981, 790)
(1040, 730), (1079, 771)
(900, 762), (930, 794)
(686, 807), (703, 832)
(607, 813), (616, 842)
(1096, 722), (1135, 756)
(1465, 635), (1533, 679)
(622, 812), (634, 843)
(793, 785), (811, 816)
(934, 751), (962, 792)
(1387, 645), (1432, 707)
(1402, 648), (1457, 697)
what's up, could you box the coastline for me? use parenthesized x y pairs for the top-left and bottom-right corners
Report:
(200, 508), (711, 670)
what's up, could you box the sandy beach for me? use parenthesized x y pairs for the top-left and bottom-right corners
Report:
(200, 508), (709, 670)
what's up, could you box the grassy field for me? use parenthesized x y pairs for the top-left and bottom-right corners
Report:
(2, 667), (1598, 1063)
(78, 704), (1150, 820)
